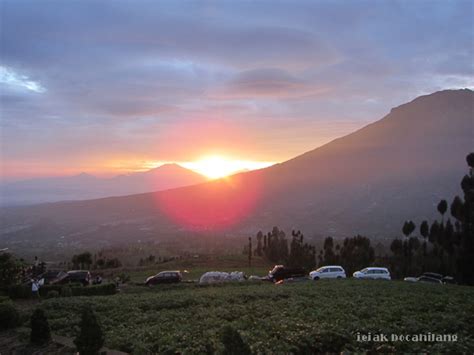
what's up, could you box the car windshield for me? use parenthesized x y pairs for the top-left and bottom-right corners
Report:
(361, 268), (368, 273)
(316, 267), (325, 272)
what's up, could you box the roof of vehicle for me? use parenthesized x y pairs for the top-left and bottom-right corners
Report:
(362, 267), (389, 271)
(316, 265), (344, 269)
(67, 270), (90, 274)
(422, 272), (443, 279)
(157, 270), (181, 275)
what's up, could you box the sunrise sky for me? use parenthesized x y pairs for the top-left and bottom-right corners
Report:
(0, 0), (472, 180)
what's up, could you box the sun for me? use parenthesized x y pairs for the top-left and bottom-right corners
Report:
(182, 156), (273, 179)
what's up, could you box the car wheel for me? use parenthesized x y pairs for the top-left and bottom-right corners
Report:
(337, 276), (342, 279)
(313, 276), (319, 281)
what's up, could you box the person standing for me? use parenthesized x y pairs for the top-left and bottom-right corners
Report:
(31, 278), (40, 300)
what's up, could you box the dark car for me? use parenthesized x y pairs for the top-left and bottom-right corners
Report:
(417, 276), (443, 284)
(54, 270), (91, 286)
(145, 271), (182, 286)
(39, 270), (67, 285)
(404, 272), (455, 285)
(268, 265), (306, 282)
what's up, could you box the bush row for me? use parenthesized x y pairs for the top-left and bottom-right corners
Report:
(0, 296), (19, 330)
(5, 283), (116, 299)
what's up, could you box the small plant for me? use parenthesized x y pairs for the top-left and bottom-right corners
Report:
(30, 308), (51, 345)
(74, 307), (104, 355)
(220, 325), (251, 355)
(0, 301), (20, 330)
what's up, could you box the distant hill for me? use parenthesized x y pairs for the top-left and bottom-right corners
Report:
(1, 89), (473, 253)
(0, 163), (207, 206)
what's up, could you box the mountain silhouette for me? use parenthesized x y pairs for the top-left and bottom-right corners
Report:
(0, 163), (207, 206)
(1, 89), (472, 246)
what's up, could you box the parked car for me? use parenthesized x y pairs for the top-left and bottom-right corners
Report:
(267, 265), (306, 282)
(353, 267), (391, 280)
(145, 271), (182, 286)
(38, 270), (67, 285)
(53, 270), (91, 286)
(309, 266), (346, 280)
(404, 272), (454, 284)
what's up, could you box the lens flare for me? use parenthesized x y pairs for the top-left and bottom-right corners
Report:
(155, 171), (264, 231)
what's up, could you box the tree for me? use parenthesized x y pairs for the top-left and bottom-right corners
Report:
(402, 220), (416, 238)
(466, 152), (474, 169)
(451, 196), (464, 221)
(220, 325), (251, 355)
(255, 231), (263, 256)
(437, 200), (448, 221)
(30, 309), (51, 345)
(339, 235), (375, 274)
(74, 307), (104, 355)
(248, 237), (252, 267)
(72, 252), (93, 270)
(420, 221), (429, 239)
(323, 236), (336, 265)
(0, 253), (24, 288)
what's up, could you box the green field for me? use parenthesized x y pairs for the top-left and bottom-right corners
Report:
(17, 279), (474, 353)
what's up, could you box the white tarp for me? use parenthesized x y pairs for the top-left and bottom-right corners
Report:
(199, 271), (245, 284)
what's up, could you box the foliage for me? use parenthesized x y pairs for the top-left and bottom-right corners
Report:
(338, 235), (375, 274)
(46, 290), (60, 298)
(220, 325), (251, 355)
(30, 308), (51, 345)
(74, 307), (104, 355)
(72, 252), (93, 270)
(389, 152), (474, 283)
(7, 284), (32, 299)
(0, 301), (20, 330)
(253, 227), (316, 270)
(0, 253), (24, 288)
(61, 286), (73, 297)
(35, 280), (474, 353)
(8, 283), (116, 299)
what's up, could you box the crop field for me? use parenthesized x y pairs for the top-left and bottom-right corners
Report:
(16, 279), (474, 353)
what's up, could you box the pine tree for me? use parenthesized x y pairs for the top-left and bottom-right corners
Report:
(220, 325), (251, 355)
(74, 307), (104, 355)
(30, 309), (51, 345)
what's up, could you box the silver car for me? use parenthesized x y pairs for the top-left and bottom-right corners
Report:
(353, 267), (391, 280)
(309, 265), (346, 280)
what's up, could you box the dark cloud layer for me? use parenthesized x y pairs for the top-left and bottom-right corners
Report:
(0, 0), (472, 178)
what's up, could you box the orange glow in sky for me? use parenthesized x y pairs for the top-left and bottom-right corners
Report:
(145, 156), (275, 179)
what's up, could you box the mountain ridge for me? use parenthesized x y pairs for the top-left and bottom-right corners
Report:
(1, 89), (472, 249)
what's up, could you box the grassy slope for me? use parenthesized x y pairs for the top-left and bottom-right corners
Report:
(27, 280), (474, 353)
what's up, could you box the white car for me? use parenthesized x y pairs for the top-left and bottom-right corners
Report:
(309, 265), (346, 280)
(353, 267), (391, 280)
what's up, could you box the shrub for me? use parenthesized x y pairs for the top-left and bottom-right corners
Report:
(0, 301), (20, 330)
(220, 325), (251, 355)
(46, 290), (60, 299)
(74, 307), (104, 355)
(71, 283), (116, 296)
(39, 284), (63, 297)
(8, 284), (31, 299)
(61, 286), (73, 297)
(118, 273), (130, 283)
(0, 295), (11, 303)
(30, 308), (51, 345)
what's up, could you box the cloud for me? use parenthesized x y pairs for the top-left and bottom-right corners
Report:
(0, 66), (46, 93)
(0, 0), (472, 178)
(213, 68), (330, 99)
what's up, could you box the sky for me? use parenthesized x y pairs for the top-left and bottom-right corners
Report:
(0, 0), (473, 180)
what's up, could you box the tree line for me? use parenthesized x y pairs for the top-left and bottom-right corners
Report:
(389, 153), (474, 284)
(245, 153), (473, 284)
